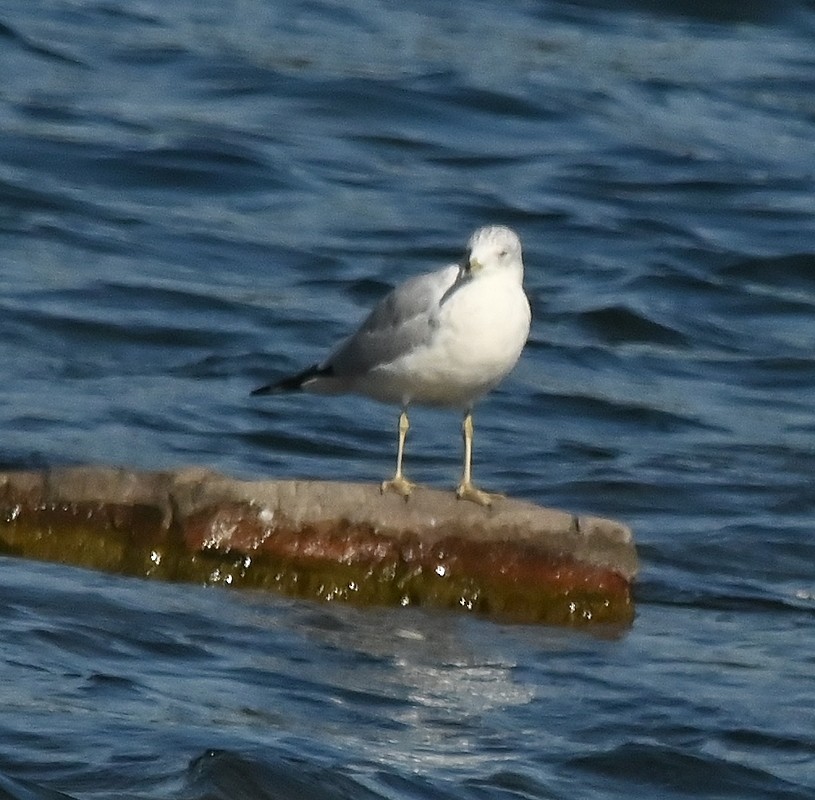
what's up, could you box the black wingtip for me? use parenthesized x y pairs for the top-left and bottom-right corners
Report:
(250, 382), (277, 396)
(251, 363), (331, 396)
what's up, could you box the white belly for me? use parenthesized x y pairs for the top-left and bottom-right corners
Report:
(368, 273), (530, 408)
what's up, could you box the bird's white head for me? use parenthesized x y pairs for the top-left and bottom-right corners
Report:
(464, 225), (524, 281)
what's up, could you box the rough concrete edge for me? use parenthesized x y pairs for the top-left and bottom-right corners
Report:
(167, 468), (638, 580)
(0, 466), (638, 581)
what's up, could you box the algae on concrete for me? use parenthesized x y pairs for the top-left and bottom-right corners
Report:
(0, 467), (637, 626)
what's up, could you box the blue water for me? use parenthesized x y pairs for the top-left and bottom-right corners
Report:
(1, 0), (814, 797)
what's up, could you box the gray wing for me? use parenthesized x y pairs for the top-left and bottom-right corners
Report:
(324, 264), (459, 377)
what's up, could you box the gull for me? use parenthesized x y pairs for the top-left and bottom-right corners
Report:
(252, 225), (531, 506)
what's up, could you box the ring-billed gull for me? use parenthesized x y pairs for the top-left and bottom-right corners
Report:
(253, 225), (530, 506)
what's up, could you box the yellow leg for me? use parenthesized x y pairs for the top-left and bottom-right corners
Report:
(381, 410), (415, 499)
(455, 410), (499, 506)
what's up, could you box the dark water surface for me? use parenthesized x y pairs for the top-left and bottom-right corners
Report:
(1, 0), (814, 797)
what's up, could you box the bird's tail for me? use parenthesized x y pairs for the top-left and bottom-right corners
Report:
(251, 363), (330, 395)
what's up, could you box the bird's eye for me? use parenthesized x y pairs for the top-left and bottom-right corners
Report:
(499, 249), (508, 257)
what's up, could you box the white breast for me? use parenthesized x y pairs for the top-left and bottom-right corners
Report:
(382, 270), (531, 407)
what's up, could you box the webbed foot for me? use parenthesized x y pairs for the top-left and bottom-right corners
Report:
(455, 481), (501, 507)
(381, 474), (415, 500)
